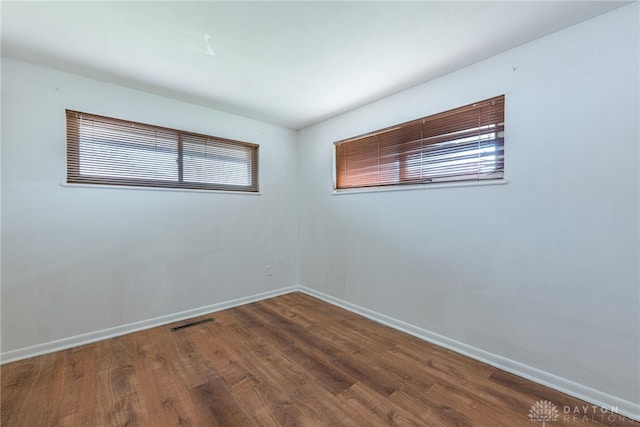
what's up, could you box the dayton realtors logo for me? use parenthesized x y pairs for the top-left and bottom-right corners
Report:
(529, 400), (559, 426)
(528, 400), (629, 424)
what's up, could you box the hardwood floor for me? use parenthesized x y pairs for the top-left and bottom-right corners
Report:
(1, 292), (637, 426)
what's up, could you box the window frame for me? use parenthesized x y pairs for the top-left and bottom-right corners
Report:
(66, 110), (259, 193)
(333, 95), (505, 191)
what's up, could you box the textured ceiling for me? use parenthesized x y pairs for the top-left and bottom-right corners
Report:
(1, 1), (630, 129)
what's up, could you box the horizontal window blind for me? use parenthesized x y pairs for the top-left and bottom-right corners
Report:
(66, 110), (258, 192)
(335, 95), (504, 189)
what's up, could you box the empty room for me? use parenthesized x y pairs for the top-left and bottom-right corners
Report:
(1, 1), (638, 426)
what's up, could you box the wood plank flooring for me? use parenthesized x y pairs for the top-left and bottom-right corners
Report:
(1, 292), (638, 426)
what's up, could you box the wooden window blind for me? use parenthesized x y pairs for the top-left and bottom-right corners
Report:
(335, 95), (504, 189)
(66, 110), (259, 192)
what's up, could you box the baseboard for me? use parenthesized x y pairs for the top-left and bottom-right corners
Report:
(3, 284), (638, 421)
(298, 286), (640, 422)
(0, 285), (299, 365)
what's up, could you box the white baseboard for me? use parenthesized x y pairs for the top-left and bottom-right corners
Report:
(0, 286), (298, 365)
(298, 286), (640, 422)
(2, 284), (638, 422)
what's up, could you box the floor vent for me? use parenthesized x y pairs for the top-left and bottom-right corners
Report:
(170, 318), (214, 332)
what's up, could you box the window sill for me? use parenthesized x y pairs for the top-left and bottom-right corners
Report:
(61, 182), (261, 195)
(332, 179), (507, 195)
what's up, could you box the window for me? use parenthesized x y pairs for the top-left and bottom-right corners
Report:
(66, 110), (259, 192)
(334, 95), (504, 190)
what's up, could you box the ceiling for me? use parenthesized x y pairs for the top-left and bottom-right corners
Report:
(1, 1), (630, 130)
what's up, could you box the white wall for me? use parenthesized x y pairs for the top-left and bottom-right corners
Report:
(297, 3), (639, 408)
(1, 2), (638, 418)
(1, 58), (300, 353)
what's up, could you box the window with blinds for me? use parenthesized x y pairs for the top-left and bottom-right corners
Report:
(66, 110), (259, 192)
(334, 95), (504, 190)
